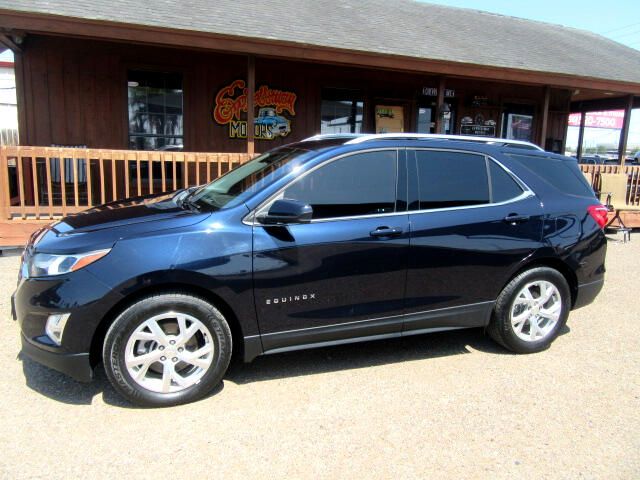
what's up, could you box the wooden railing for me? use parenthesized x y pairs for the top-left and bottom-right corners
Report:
(0, 146), (257, 220)
(579, 164), (640, 206)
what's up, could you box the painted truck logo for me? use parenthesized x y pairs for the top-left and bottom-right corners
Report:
(213, 79), (297, 140)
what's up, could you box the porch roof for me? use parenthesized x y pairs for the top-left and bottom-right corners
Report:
(1, 0), (640, 93)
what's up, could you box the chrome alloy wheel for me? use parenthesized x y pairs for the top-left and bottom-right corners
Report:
(124, 312), (214, 393)
(510, 280), (562, 342)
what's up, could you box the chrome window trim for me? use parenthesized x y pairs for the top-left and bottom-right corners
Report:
(243, 147), (536, 226)
(243, 147), (401, 225)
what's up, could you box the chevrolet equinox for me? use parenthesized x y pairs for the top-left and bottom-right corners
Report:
(13, 134), (608, 406)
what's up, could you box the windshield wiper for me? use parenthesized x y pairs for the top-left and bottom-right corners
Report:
(175, 187), (201, 212)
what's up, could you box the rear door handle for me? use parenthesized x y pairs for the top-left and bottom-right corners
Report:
(503, 214), (530, 224)
(370, 226), (403, 237)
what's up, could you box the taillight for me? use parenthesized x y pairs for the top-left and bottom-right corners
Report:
(587, 204), (609, 229)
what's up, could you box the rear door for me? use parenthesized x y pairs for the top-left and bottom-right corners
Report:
(403, 148), (544, 333)
(252, 149), (410, 351)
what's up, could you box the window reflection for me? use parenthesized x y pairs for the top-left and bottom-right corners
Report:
(320, 89), (363, 134)
(128, 70), (183, 151)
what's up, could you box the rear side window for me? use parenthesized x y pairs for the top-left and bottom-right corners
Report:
(414, 150), (489, 209)
(507, 154), (594, 197)
(489, 160), (523, 202)
(283, 150), (397, 219)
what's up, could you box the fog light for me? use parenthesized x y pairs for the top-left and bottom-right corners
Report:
(45, 313), (70, 346)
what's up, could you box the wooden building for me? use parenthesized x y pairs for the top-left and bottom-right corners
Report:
(1, 0), (640, 245)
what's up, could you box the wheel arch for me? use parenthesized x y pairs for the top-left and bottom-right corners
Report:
(509, 257), (578, 308)
(89, 282), (250, 369)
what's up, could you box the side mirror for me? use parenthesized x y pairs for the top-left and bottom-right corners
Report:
(258, 199), (313, 225)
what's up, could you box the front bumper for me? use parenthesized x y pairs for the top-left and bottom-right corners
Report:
(13, 266), (123, 382)
(20, 333), (93, 382)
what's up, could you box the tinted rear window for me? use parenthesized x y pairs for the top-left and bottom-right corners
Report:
(489, 160), (523, 202)
(507, 154), (594, 197)
(414, 150), (490, 209)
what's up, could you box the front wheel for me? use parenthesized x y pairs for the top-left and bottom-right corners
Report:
(488, 267), (571, 353)
(103, 293), (232, 407)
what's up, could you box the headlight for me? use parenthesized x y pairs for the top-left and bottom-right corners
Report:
(26, 249), (111, 278)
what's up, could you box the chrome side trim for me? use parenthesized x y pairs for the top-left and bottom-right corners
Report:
(261, 300), (495, 337)
(263, 331), (402, 356)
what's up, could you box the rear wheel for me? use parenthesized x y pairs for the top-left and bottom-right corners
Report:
(488, 267), (571, 353)
(103, 293), (232, 407)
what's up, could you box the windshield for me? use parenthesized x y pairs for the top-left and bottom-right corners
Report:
(189, 147), (313, 210)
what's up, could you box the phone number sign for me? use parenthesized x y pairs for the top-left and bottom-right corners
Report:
(568, 110), (624, 129)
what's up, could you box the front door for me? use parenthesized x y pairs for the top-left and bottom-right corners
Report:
(252, 149), (410, 351)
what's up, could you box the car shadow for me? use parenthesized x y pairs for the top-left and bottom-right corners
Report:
(19, 351), (224, 408)
(20, 325), (569, 407)
(225, 327), (509, 385)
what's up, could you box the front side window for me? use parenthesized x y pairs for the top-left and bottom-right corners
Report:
(128, 70), (183, 151)
(320, 89), (364, 134)
(282, 151), (397, 220)
(414, 150), (490, 210)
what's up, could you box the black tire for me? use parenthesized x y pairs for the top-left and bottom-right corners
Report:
(103, 292), (232, 407)
(488, 267), (571, 353)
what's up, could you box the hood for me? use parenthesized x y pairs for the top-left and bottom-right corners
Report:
(32, 191), (210, 253)
(54, 191), (196, 233)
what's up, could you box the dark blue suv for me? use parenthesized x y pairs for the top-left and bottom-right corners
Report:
(13, 134), (608, 406)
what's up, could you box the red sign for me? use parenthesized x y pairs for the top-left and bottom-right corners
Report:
(212, 80), (297, 140)
(568, 110), (625, 129)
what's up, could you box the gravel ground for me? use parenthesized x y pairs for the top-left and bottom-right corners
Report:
(0, 234), (638, 479)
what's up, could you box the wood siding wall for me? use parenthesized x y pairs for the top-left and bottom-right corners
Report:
(16, 35), (571, 151)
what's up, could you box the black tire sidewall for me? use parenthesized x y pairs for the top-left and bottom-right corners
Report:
(103, 294), (232, 407)
(493, 267), (571, 353)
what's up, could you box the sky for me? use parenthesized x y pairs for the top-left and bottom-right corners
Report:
(420, 0), (640, 50)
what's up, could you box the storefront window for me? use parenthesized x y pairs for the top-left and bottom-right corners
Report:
(502, 104), (534, 142)
(320, 89), (363, 134)
(128, 71), (183, 151)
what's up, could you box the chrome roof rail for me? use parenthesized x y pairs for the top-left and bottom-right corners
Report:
(343, 133), (543, 151)
(302, 133), (361, 141)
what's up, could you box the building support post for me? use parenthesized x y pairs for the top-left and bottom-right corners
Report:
(576, 110), (586, 161)
(539, 86), (550, 149)
(618, 94), (634, 166)
(247, 55), (255, 156)
(435, 77), (446, 134)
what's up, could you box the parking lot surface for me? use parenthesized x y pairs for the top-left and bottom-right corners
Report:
(1, 235), (638, 479)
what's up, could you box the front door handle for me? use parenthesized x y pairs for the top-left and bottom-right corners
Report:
(370, 226), (403, 237)
(503, 213), (530, 224)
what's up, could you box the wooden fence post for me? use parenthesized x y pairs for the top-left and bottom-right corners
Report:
(0, 146), (11, 219)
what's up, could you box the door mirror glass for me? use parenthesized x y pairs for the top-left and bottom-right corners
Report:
(258, 199), (313, 225)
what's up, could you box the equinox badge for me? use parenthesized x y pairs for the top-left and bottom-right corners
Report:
(266, 293), (316, 305)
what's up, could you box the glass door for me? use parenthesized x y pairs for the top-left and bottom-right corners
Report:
(417, 106), (435, 134)
(417, 102), (455, 134)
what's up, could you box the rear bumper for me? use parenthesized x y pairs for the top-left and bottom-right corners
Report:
(20, 334), (93, 382)
(573, 278), (604, 310)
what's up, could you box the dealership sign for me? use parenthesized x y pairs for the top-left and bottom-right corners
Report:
(568, 110), (624, 129)
(213, 79), (297, 140)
